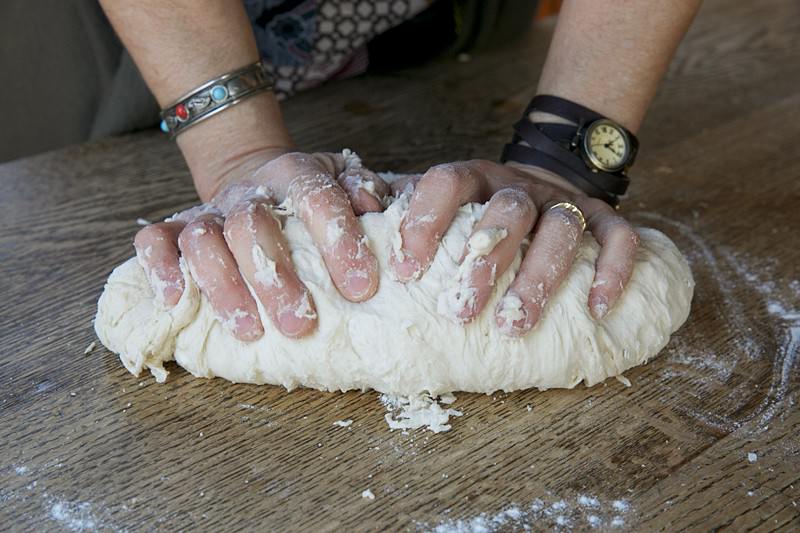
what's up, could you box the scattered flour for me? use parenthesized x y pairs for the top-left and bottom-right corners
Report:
(578, 495), (600, 507)
(635, 212), (799, 435)
(611, 500), (630, 512)
(747, 452), (758, 463)
(48, 499), (98, 532)
(238, 403), (268, 411)
(424, 495), (634, 532)
(381, 393), (463, 433)
(361, 489), (375, 500)
(587, 514), (602, 528)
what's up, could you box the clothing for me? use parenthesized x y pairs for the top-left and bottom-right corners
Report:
(245, 0), (431, 97)
(0, 0), (535, 162)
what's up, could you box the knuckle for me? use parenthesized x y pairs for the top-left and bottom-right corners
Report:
(224, 199), (258, 229)
(311, 152), (342, 173)
(288, 173), (342, 213)
(608, 218), (638, 244)
(420, 163), (468, 195)
(269, 152), (319, 181)
(213, 181), (254, 211)
(276, 151), (312, 169)
(181, 219), (221, 245)
(134, 222), (172, 249)
(491, 188), (535, 216)
(308, 182), (344, 212)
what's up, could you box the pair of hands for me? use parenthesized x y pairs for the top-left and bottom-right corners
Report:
(134, 149), (639, 341)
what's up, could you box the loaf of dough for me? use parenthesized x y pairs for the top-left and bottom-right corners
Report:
(95, 194), (694, 395)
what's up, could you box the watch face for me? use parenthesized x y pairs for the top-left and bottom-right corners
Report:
(583, 119), (630, 172)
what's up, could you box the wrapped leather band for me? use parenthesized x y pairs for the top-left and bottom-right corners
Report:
(501, 95), (638, 207)
(512, 118), (630, 195)
(522, 94), (605, 124)
(502, 144), (619, 206)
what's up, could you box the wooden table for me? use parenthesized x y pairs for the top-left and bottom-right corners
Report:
(1, 0), (798, 530)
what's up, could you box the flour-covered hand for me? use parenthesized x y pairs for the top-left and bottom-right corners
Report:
(134, 150), (390, 341)
(390, 159), (639, 336)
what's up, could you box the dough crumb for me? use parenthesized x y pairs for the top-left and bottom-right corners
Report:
(251, 243), (282, 288)
(136, 218), (151, 226)
(615, 375), (632, 388)
(333, 419), (353, 428)
(342, 148), (362, 169)
(381, 392), (462, 433)
(437, 228), (508, 323)
(361, 489), (375, 500)
(747, 452), (758, 463)
(84, 341), (96, 355)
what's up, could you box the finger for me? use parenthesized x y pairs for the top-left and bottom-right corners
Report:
(443, 188), (536, 323)
(337, 166), (391, 215)
(289, 173), (379, 302)
(578, 198), (640, 319)
(495, 201), (585, 336)
(178, 216), (264, 341)
(389, 174), (423, 197)
(391, 162), (484, 282)
(134, 221), (186, 307)
(224, 197), (318, 338)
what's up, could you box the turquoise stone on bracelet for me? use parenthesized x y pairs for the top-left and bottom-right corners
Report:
(160, 120), (169, 133)
(210, 85), (228, 102)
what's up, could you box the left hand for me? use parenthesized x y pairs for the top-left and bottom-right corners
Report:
(390, 159), (640, 336)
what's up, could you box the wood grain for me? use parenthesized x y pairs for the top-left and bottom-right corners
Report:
(1, 0), (798, 530)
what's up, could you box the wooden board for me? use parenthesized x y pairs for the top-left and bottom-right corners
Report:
(1, 0), (798, 530)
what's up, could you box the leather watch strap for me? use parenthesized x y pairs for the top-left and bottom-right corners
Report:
(501, 143), (619, 206)
(510, 122), (575, 147)
(501, 94), (637, 206)
(524, 94), (605, 125)
(512, 118), (630, 195)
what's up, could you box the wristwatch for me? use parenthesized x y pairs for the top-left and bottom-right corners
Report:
(501, 95), (639, 207)
(579, 118), (638, 173)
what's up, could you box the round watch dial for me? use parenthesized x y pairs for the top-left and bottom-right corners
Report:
(583, 119), (630, 172)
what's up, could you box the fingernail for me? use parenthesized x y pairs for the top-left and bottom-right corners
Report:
(344, 269), (374, 300)
(392, 252), (421, 282)
(496, 295), (530, 336)
(590, 296), (609, 320)
(277, 293), (317, 338)
(145, 267), (180, 308)
(162, 284), (183, 307)
(278, 311), (314, 338)
(227, 309), (263, 341)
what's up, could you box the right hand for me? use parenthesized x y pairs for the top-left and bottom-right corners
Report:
(133, 150), (391, 341)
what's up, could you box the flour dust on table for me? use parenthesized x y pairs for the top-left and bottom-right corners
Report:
(95, 161), (694, 431)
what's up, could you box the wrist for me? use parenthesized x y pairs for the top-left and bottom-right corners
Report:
(504, 161), (585, 197)
(177, 91), (294, 201)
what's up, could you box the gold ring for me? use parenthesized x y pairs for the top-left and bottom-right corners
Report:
(548, 201), (586, 231)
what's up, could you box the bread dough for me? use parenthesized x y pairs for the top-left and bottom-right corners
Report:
(94, 193), (694, 396)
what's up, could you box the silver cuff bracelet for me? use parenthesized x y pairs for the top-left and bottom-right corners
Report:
(159, 61), (274, 139)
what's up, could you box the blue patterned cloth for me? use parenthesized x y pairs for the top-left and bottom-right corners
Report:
(243, 0), (317, 67)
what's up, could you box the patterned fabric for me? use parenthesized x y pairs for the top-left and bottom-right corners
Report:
(243, 0), (432, 98)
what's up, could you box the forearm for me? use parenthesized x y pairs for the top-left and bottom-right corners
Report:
(99, 0), (293, 200)
(537, 0), (702, 132)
